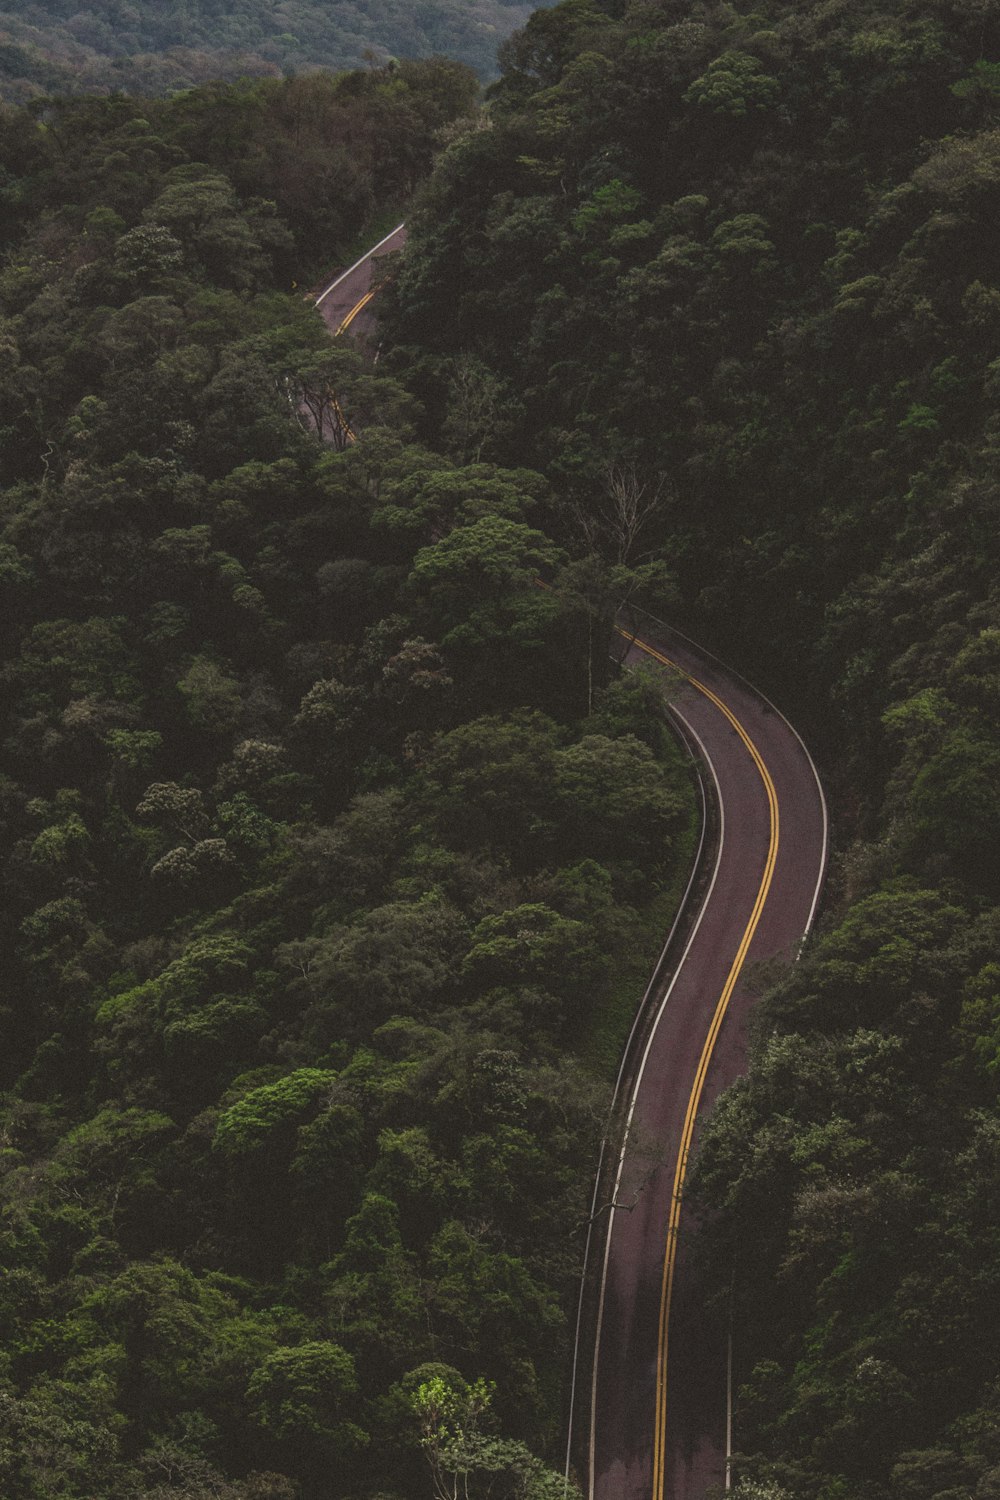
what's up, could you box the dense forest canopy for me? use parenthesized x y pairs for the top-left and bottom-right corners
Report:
(5, 0), (1000, 1490)
(0, 59), (696, 1500)
(0, 61), (482, 284)
(377, 0), (1000, 1494)
(0, 0), (551, 100)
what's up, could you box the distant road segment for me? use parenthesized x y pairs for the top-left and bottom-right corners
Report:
(313, 223), (407, 338)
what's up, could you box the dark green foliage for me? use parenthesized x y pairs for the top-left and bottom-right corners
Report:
(385, 0), (1000, 683)
(0, 62), (689, 1500)
(691, 890), (1000, 1496)
(0, 66), (479, 280)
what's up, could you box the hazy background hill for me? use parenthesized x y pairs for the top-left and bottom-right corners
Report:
(0, 0), (544, 100)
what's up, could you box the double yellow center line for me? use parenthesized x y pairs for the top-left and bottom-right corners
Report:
(335, 286), (378, 335)
(616, 627), (780, 1500)
(327, 283), (387, 443)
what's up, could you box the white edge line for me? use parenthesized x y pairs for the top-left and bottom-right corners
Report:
(586, 706), (726, 1499)
(563, 694), (708, 1490)
(726, 1321), (733, 1490)
(613, 694), (710, 1114)
(313, 222), (407, 307)
(566, 1134), (607, 1498)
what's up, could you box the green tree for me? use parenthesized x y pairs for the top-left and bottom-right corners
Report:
(408, 517), (563, 651)
(213, 1069), (335, 1157)
(177, 656), (243, 739)
(246, 1341), (367, 1460)
(412, 1370), (577, 1500)
(683, 52), (781, 117)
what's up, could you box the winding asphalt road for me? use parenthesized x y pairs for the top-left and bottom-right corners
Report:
(318, 228), (829, 1499)
(582, 619), (827, 1500)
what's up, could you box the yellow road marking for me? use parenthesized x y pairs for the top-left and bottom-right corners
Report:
(335, 286), (377, 335)
(615, 627), (779, 1500)
(330, 280), (389, 440)
(331, 394), (355, 444)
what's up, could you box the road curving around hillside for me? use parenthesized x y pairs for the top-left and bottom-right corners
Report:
(317, 224), (828, 1500)
(579, 614), (827, 1500)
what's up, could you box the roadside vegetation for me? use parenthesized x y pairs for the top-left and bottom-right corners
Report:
(0, 65), (692, 1500)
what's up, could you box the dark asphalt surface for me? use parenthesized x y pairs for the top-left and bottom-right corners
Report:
(313, 223), (408, 340)
(588, 621), (827, 1500)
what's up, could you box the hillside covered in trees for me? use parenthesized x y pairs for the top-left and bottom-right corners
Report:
(0, 0), (546, 101)
(0, 68), (694, 1500)
(0, 60), (481, 279)
(6, 0), (1000, 1491)
(379, 0), (1000, 1494)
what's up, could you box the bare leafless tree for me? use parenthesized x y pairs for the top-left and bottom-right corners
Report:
(442, 354), (521, 465)
(573, 461), (668, 566)
(564, 463), (675, 708)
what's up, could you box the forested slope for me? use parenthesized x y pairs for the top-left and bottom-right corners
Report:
(0, 0), (546, 101)
(0, 61), (480, 279)
(0, 74), (695, 1500)
(380, 1), (1000, 1494)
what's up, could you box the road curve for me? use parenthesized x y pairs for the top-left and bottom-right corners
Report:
(313, 223), (408, 339)
(582, 616), (827, 1500)
(315, 223), (828, 1500)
